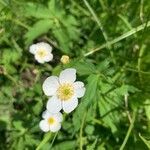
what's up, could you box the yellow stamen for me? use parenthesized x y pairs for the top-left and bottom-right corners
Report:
(37, 49), (47, 58)
(57, 83), (74, 101)
(48, 117), (55, 125)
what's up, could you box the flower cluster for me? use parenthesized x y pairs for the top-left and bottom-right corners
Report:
(29, 42), (86, 132)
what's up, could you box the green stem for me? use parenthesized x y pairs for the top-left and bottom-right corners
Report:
(119, 111), (136, 150)
(83, 0), (109, 43)
(84, 21), (150, 57)
(4, 73), (18, 86)
(137, 44), (146, 83)
(83, 0), (116, 63)
(0, 17), (29, 29)
(79, 112), (86, 150)
(124, 68), (150, 75)
(36, 132), (52, 150)
(49, 132), (58, 149)
(118, 14), (132, 30)
(140, 0), (144, 22)
(72, 1), (90, 17)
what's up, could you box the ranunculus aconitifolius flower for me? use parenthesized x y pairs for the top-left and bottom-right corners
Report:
(42, 68), (86, 113)
(29, 42), (53, 64)
(39, 110), (63, 132)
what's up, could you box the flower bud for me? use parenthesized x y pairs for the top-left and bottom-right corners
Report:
(60, 55), (70, 64)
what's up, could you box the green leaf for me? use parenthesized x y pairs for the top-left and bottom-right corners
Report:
(85, 125), (95, 135)
(98, 96), (118, 133)
(32, 99), (43, 116)
(52, 27), (70, 53)
(17, 137), (25, 150)
(139, 134), (150, 149)
(51, 141), (76, 150)
(25, 134), (39, 146)
(25, 19), (53, 45)
(2, 48), (21, 64)
(113, 85), (140, 95)
(144, 99), (150, 120)
(73, 74), (99, 131)
(24, 3), (51, 18)
(13, 121), (25, 131)
(73, 61), (96, 75)
(87, 139), (97, 150)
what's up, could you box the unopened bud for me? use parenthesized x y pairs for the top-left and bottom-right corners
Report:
(60, 55), (70, 64)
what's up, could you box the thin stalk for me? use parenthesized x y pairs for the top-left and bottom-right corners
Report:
(0, 17), (29, 29)
(84, 21), (150, 57)
(49, 132), (58, 149)
(124, 68), (150, 75)
(137, 45), (146, 83)
(4, 73), (18, 86)
(140, 0), (144, 22)
(79, 112), (86, 150)
(83, 0), (109, 43)
(72, 1), (90, 17)
(118, 14), (132, 30)
(36, 132), (52, 150)
(124, 94), (132, 123)
(119, 111), (136, 150)
(83, 0), (116, 63)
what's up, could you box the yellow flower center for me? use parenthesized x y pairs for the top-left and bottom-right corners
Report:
(37, 49), (47, 58)
(57, 83), (74, 101)
(48, 117), (55, 125)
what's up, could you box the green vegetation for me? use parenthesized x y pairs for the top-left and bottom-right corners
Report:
(0, 0), (150, 149)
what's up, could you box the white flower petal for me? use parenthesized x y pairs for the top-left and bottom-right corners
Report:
(50, 123), (61, 132)
(44, 53), (53, 62)
(74, 81), (84, 88)
(29, 44), (37, 54)
(37, 42), (52, 52)
(35, 54), (45, 63)
(62, 97), (78, 113)
(42, 76), (59, 96)
(53, 112), (63, 122)
(75, 87), (86, 98)
(74, 81), (85, 98)
(46, 96), (62, 113)
(42, 110), (52, 119)
(39, 120), (50, 132)
(59, 68), (76, 84)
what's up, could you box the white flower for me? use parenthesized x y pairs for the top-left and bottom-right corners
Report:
(42, 68), (86, 113)
(29, 42), (53, 64)
(39, 110), (63, 132)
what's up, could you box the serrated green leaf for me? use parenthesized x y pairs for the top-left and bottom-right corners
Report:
(98, 96), (118, 133)
(13, 121), (24, 131)
(73, 74), (99, 131)
(25, 19), (53, 45)
(113, 85), (139, 95)
(2, 48), (21, 64)
(87, 139), (97, 150)
(139, 134), (150, 149)
(73, 61), (96, 75)
(24, 3), (51, 18)
(52, 27), (70, 53)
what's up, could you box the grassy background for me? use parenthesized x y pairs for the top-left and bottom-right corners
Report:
(0, 0), (150, 149)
